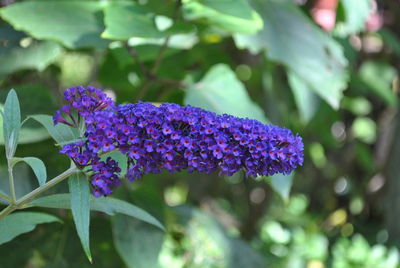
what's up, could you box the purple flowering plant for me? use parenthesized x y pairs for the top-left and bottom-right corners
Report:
(54, 86), (304, 197)
(0, 86), (303, 262)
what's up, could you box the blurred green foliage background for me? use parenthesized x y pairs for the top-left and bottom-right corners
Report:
(0, 0), (399, 267)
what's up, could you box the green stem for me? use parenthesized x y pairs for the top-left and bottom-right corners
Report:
(0, 165), (79, 220)
(0, 192), (11, 203)
(7, 160), (16, 203)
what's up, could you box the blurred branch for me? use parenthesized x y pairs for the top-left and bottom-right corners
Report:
(151, 0), (182, 75)
(129, 0), (185, 101)
(385, 104), (400, 244)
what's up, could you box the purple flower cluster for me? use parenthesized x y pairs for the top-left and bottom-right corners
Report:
(55, 86), (304, 197)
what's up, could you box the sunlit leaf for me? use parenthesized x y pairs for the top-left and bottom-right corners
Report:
(103, 2), (194, 40)
(234, 0), (348, 109)
(183, 0), (263, 34)
(335, 0), (372, 37)
(184, 64), (268, 123)
(0, 41), (62, 77)
(0, 1), (109, 49)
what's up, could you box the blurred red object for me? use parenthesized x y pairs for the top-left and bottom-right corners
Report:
(311, 0), (338, 31)
(366, 1), (383, 32)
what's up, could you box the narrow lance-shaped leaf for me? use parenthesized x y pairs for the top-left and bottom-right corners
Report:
(13, 157), (47, 186)
(69, 172), (92, 262)
(30, 193), (164, 230)
(0, 212), (61, 245)
(3, 89), (21, 158)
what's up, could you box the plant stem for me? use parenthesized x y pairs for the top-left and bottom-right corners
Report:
(7, 160), (16, 203)
(0, 165), (79, 220)
(0, 192), (11, 203)
(151, 0), (182, 75)
(134, 0), (183, 101)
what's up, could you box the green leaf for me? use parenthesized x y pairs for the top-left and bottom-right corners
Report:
(0, 85), (59, 144)
(0, 1), (109, 49)
(68, 172), (92, 262)
(30, 114), (79, 144)
(102, 2), (162, 40)
(14, 157), (47, 187)
(30, 194), (164, 230)
(0, 41), (62, 77)
(184, 64), (268, 123)
(0, 212), (60, 245)
(3, 89), (21, 158)
(234, 0), (348, 109)
(100, 151), (128, 177)
(288, 71), (320, 123)
(379, 29), (400, 56)
(352, 117), (376, 144)
(102, 2), (194, 40)
(0, 164), (35, 199)
(270, 173), (294, 202)
(335, 0), (372, 37)
(112, 215), (164, 268)
(359, 61), (397, 106)
(183, 0), (263, 34)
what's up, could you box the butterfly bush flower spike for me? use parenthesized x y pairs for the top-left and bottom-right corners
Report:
(54, 86), (304, 197)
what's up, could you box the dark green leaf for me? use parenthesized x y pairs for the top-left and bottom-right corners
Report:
(3, 89), (21, 158)
(0, 1), (109, 49)
(379, 29), (400, 56)
(359, 61), (397, 106)
(112, 215), (164, 268)
(184, 64), (268, 123)
(14, 157), (47, 187)
(0, 41), (62, 77)
(30, 194), (164, 230)
(234, 0), (348, 109)
(68, 172), (92, 262)
(183, 0), (263, 34)
(30, 114), (79, 144)
(0, 212), (60, 245)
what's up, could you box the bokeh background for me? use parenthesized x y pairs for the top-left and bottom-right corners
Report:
(0, 0), (399, 267)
